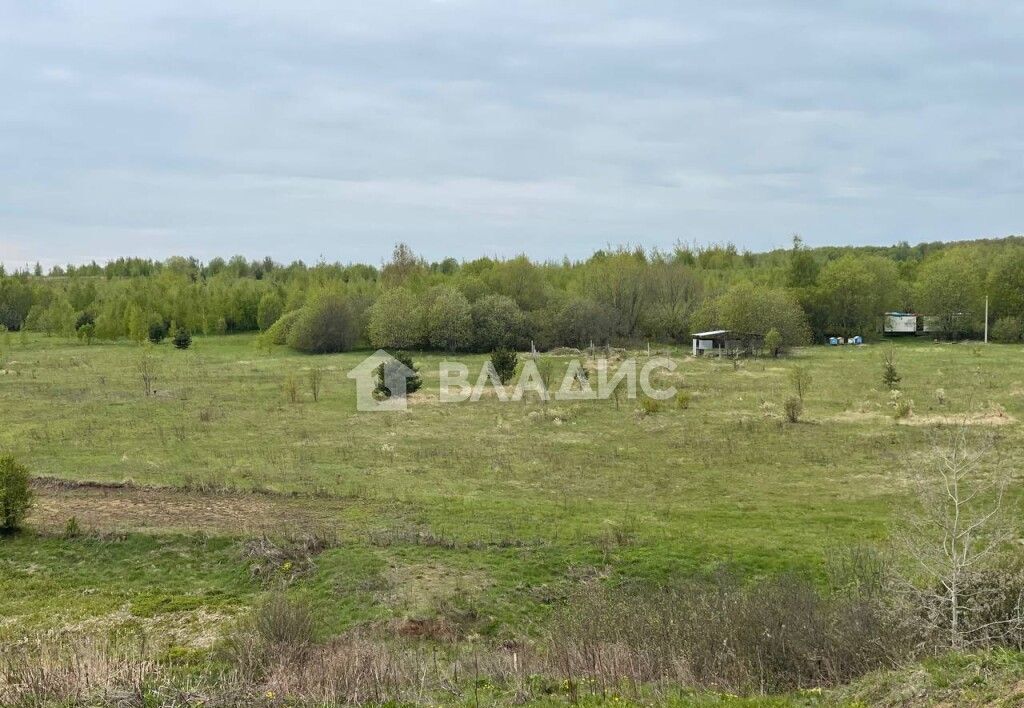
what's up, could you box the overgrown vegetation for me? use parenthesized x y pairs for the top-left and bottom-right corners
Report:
(0, 455), (32, 531)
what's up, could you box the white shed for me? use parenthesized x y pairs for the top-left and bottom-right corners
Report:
(691, 330), (731, 356)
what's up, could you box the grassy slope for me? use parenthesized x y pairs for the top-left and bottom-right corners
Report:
(2, 335), (1023, 683)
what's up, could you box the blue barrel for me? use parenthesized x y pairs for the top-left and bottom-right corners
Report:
(829, 337), (838, 346)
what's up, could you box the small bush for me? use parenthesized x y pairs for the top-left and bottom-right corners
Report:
(0, 455), (33, 532)
(882, 347), (901, 390)
(489, 349), (518, 384)
(62, 515), (82, 539)
(307, 367), (323, 402)
(789, 365), (812, 400)
(375, 352), (423, 398)
(639, 397), (662, 415)
(764, 327), (782, 357)
(172, 327), (192, 350)
(675, 390), (691, 410)
(283, 372), (300, 404)
(784, 395), (803, 423)
(890, 390), (912, 419)
(147, 321), (168, 344)
(76, 322), (95, 345)
(254, 593), (316, 647)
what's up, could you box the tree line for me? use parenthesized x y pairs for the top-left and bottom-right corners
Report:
(2, 235), (1023, 352)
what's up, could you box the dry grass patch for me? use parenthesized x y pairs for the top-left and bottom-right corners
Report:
(27, 480), (351, 535)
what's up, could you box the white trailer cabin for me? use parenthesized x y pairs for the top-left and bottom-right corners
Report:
(883, 312), (919, 336)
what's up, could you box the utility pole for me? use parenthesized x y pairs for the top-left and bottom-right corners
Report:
(984, 295), (989, 344)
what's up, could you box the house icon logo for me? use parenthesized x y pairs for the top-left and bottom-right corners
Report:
(347, 349), (416, 412)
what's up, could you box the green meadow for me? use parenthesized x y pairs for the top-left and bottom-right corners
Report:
(2, 334), (1023, 703)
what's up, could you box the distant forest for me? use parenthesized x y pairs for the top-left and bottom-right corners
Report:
(2, 235), (1023, 352)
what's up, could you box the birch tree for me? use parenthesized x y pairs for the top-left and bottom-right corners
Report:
(897, 423), (1019, 649)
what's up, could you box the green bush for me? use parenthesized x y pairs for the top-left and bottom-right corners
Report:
(639, 397), (662, 415)
(991, 316), (1023, 343)
(288, 294), (359, 354)
(0, 455), (33, 532)
(172, 327), (192, 350)
(675, 390), (691, 410)
(784, 396), (802, 423)
(890, 391), (912, 419)
(882, 347), (901, 390)
(147, 321), (168, 344)
(489, 349), (518, 384)
(375, 352), (423, 398)
(264, 309), (302, 345)
(257, 291), (285, 332)
(471, 295), (525, 352)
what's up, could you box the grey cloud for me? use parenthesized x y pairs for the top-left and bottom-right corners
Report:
(0, 1), (1021, 269)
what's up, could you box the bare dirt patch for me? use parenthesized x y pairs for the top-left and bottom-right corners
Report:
(28, 479), (351, 535)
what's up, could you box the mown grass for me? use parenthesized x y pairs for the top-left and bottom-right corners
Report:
(1, 334), (1023, 701)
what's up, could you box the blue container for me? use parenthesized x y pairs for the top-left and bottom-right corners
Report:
(828, 337), (838, 346)
(852, 335), (863, 345)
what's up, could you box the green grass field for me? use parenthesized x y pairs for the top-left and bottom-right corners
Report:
(2, 334), (1023, 703)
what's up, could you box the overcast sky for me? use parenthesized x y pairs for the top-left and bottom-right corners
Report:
(1, 1), (1022, 269)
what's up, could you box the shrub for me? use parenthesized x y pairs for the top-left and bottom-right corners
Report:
(548, 572), (908, 694)
(307, 367), (323, 402)
(551, 297), (615, 349)
(426, 287), (472, 352)
(0, 455), (33, 532)
(784, 395), (803, 423)
(257, 291), (285, 332)
(675, 390), (691, 410)
(283, 372), (300, 404)
(471, 295), (525, 352)
(288, 294), (359, 354)
(366, 287), (425, 350)
(639, 397), (662, 415)
(76, 322), (95, 345)
(882, 347), (901, 390)
(489, 348), (518, 384)
(789, 365), (812, 400)
(74, 311), (95, 330)
(62, 515), (82, 539)
(764, 327), (782, 357)
(264, 309), (302, 345)
(890, 391), (912, 419)
(147, 321), (168, 344)
(253, 593), (316, 647)
(375, 352), (423, 398)
(172, 327), (192, 350)
(991, 316), (1024, 343)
